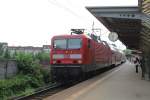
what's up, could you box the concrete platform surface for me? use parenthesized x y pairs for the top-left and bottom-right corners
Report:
(44, 61), (150, 100)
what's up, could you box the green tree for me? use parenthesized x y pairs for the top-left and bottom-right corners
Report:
(35, 52), (50, 61)
(0, 43), (4, 58)
(15, 53), (45, 87)
(4, 49), (11, 59)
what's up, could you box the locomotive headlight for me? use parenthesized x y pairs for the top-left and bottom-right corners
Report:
(53, 60), (56, 64)
(53, 54), (64, 59)
(70, 54), (82, 59)
(78, 60), (82, 64)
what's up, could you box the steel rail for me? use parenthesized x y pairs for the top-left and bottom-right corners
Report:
(10, 82), (62, 100)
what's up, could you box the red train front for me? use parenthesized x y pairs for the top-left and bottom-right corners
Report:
(50, 30), (124, 82)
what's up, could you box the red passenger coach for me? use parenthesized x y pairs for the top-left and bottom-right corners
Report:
(50, 29), (125, 82)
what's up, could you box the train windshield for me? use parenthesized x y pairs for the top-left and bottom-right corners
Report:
(54, 39), (67, 49)
(53, 38), (82, 49)
(68, 39), (82, 49)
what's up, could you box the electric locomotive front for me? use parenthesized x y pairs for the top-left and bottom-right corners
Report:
(50, 35), (89, 81)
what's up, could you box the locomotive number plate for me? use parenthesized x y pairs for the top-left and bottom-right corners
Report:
(64, 54), (70, 58)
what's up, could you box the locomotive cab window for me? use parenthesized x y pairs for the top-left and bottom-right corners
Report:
(54, 39), (67, 49)
(53, 38), (82, 49)
(68, 38), (82, 49)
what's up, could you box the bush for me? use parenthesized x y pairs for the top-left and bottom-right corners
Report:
(15, 53), (34, 74)
(41, 69), (51, 84)
(15, 53), (46, 87)
(35, 52), (50, 62)
(0, 52), (51, 99)
(0, 75), (31, 99)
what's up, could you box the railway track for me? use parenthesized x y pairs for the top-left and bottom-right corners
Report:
(10, 66), (117, 100)
(10, 82), (68, 100)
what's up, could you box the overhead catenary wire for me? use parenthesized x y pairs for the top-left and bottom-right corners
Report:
(48, 0), (81, 18)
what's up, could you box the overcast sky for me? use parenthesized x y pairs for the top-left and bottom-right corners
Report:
(0, 0), (138, 49)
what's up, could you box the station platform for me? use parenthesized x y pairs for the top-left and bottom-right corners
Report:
(44, 61), (150, 100)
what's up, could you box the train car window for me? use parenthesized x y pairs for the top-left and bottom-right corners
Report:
(54, 39), (67, 49)
(68, 38), (82, 49)
(88, 39), (91, 48)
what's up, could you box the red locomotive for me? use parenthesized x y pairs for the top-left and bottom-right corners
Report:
(50, 29), (125, 82)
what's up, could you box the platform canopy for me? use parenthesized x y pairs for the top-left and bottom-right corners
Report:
(86, 0), (150, 55)
(86, 6), (142, 49)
